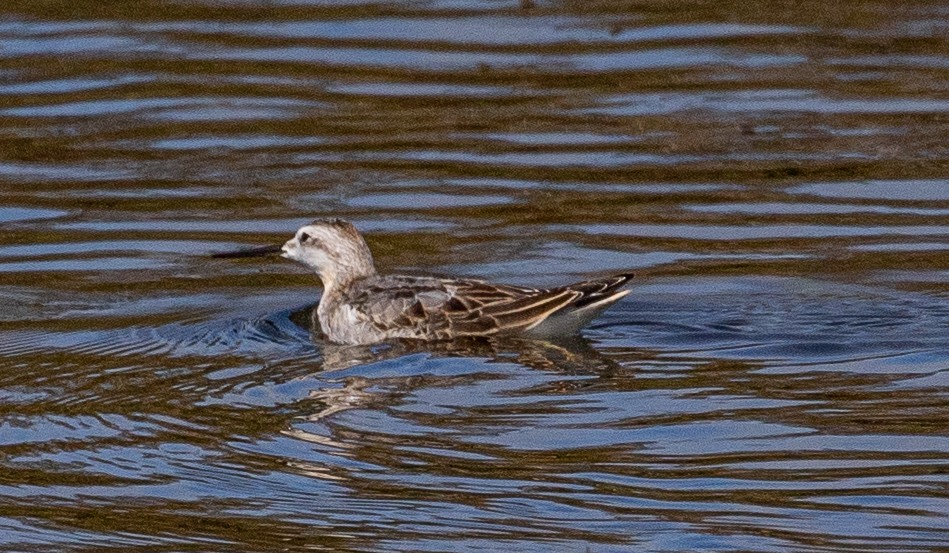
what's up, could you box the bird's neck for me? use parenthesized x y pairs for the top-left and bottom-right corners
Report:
(318, 262), (375, 297)
(316, 267), (374, 344)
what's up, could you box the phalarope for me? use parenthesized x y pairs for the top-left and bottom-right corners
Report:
(218, 219), (633, 345)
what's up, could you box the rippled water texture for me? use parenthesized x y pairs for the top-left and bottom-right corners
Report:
(1, 1), (948, 551)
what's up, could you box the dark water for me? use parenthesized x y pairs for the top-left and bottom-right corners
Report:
(1, 1), (948, 551)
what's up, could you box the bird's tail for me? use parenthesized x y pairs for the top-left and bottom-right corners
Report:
(524, 273), (634, 336)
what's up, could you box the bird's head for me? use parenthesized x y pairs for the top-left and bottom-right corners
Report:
(281, 219), (376, 288)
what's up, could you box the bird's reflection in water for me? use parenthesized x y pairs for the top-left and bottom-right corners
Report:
(291, 328), (625, 433)
(318, 334), (621, 374)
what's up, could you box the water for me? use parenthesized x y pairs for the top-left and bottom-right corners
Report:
(1, 1), (948, 551)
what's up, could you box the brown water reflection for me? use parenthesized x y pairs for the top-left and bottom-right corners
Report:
(1, 0), (948, 551)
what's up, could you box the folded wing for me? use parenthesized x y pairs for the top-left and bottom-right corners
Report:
(346, 273), (633, 340)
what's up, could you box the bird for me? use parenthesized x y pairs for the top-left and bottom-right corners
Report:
(217, 219), (633, 345)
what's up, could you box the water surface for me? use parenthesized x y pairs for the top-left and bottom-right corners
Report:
(1, 1), (947, 551)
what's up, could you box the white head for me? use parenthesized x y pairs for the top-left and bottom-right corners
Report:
(281, 219), (376, 289)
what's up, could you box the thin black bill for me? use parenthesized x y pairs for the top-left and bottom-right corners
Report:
(210, 244), (283, 259)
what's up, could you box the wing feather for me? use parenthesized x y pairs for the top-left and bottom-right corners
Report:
(441, 279), (537, 308)
(489, 290), (581, 331)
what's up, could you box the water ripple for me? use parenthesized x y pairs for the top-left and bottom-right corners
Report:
(1, 1), (947, 551)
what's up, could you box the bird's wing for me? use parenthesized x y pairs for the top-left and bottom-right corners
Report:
(345, 273), (633, 340)
(432, 278), (584, 336)
(345, 277), (455, 338)
(439, 279), (538, 309)
(441, 273), (635, 336)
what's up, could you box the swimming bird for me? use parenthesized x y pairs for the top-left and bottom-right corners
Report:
(220, 219), (633, 345)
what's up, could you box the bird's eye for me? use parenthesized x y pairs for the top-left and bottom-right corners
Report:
(299, 232), (311, 243)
